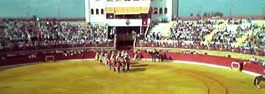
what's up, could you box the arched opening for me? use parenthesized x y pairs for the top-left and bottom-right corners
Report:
(91, 9), (94, 15)
(101, 9), (104, 14)
(96, 9), (99, 15)
(164, 8), (168, 14)
(159, 8), (163, 14)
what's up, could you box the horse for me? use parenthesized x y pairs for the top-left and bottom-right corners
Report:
(158, 52), (167, 62)
(149, 50), (160, 62)
(254, 75), (265, 89)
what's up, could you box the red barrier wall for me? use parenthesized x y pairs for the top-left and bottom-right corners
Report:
(0, 52), (96, 66)
(1, 51), (264, 75)
(139, 52), (265, 74)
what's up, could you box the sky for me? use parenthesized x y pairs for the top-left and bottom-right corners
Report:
(0, 0), (263, 18)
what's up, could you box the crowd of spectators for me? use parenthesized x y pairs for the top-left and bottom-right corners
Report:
(146, 32), (162, 41)
(142, 19), (217, 46)
(0, 19), (112, 52)
(169, 19), (214, 44)
(211, 19), (253, 48)
(140, 18), (265, 54)
(241, 24), (265, 50)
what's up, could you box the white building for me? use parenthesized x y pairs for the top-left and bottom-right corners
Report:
(84, 0), (173, 48)
(85, 0), (173, 28)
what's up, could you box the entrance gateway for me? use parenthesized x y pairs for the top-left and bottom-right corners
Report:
(114, 26), (146, 50)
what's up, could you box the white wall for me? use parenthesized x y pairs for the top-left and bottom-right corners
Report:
(84, 0), (89, 22)
(85, 0), (106, 23)
(85, 0), (172, 25)
(107, 19), (150, 27)
(150, 0), (172, 22)
(105, 0), (151, 8)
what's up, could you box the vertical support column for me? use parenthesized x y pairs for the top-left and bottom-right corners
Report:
(133, 36), (136, 49)
(85, 0), (90, 22)
(114, 34), (117, 50)
(176, 0), (179, 17)
(166, 0), (173, 21)
(140, 26), (142, 34)
(104, 24), (106, 39)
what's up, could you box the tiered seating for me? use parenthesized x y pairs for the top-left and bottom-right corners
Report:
(0, 19), (112, 52)
(203, 20), (227, 44)
(210, 19), (253, 48)
(240, 20), (265, 50)
(137, 18), (265, 56)
(147, 22), (173, 40)
(169, 19), (215, 45)
(234, 30), (253, 48)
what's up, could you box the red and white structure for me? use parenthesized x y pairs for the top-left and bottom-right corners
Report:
(84, 0), (173, 34)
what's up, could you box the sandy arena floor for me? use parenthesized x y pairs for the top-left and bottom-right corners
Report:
(0, 60), (264, 94)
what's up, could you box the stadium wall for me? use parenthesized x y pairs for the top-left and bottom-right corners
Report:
(138, 51), (264, 75)
(1, 50), (264, 75)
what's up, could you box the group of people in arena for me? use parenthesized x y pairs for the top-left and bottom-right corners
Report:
(148, 49), (167, 62)
(0, 19), (111, 52)
(142, 18), (265, 52)
(95, 50), (131, 73)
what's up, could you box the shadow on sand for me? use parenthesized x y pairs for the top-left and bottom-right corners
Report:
(127, 63), (148, 73)
(127, 67), (146, 73)
(131, 64), (148, 67)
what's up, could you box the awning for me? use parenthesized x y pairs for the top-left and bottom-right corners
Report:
(105, 7), (150, 15)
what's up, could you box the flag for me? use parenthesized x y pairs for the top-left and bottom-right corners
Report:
(142, 18), (148, 25)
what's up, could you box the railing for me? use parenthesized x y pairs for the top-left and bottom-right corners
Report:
(1, 46), (115, 59)
(1, 40), (115, 53)
(174, 15), (265, 21)
(136, 40), (265, 56)
(106, 19), (150, 26)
